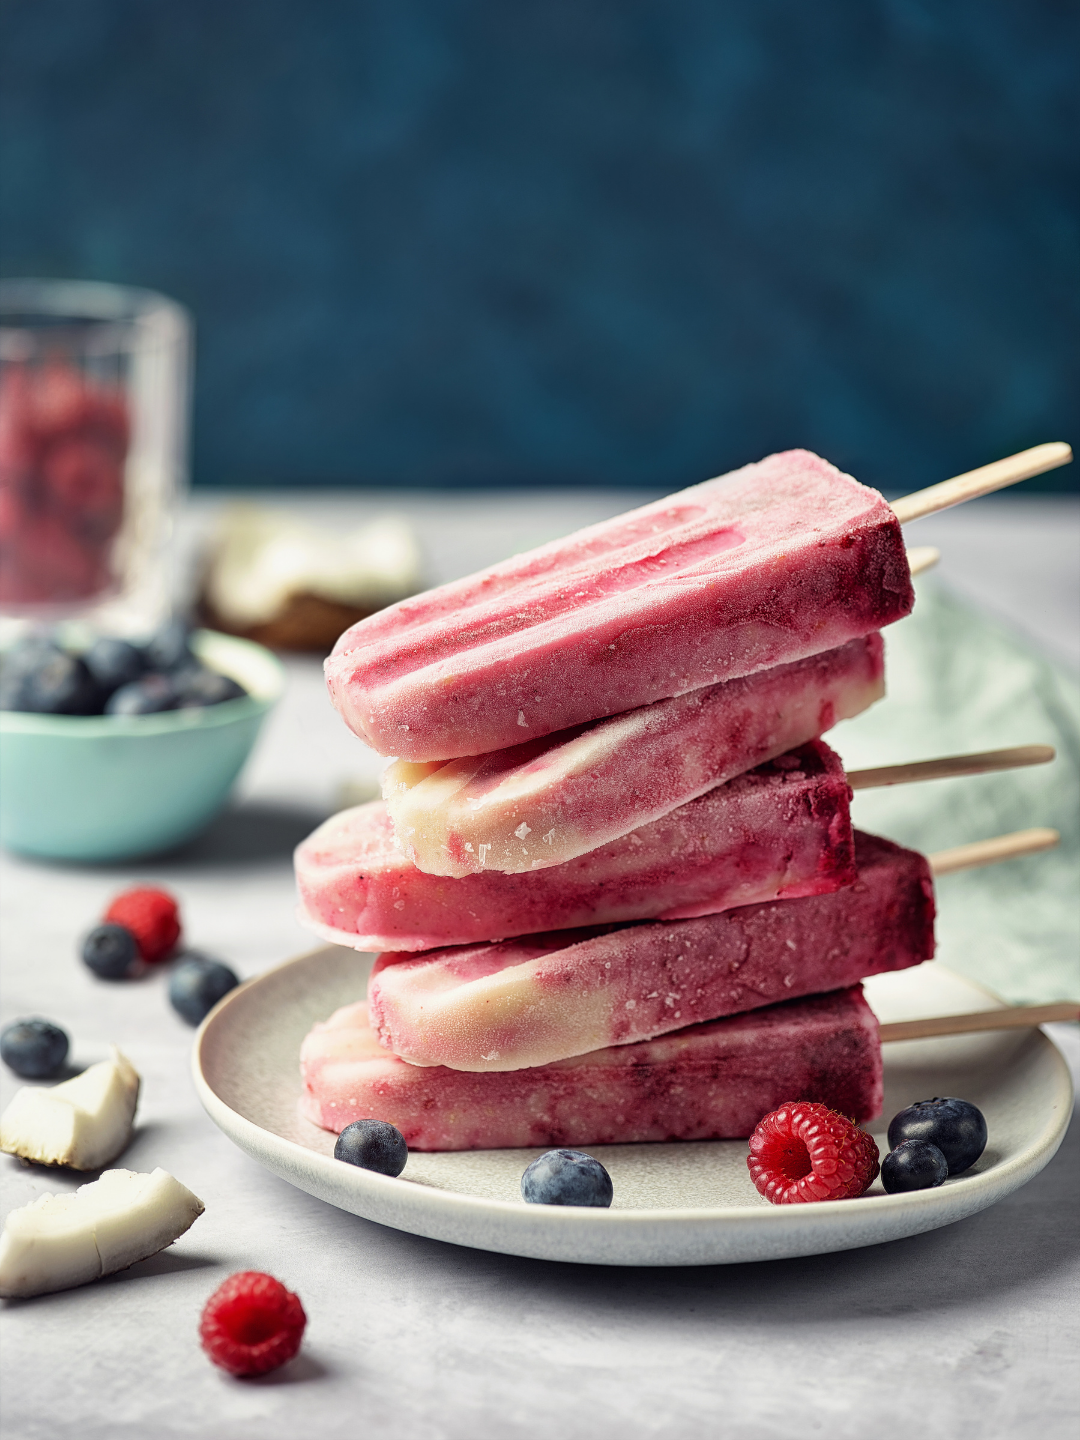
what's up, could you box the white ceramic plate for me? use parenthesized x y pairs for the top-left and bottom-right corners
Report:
(193, 946), (1073, 1267)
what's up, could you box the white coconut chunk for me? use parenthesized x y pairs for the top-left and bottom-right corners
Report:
(0, 1047), (140, 1170)
(205, 505), (422, 626)
(0, 1167), (204, 1299)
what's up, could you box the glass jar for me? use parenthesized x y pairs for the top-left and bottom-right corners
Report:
(0, 279), (192, 630)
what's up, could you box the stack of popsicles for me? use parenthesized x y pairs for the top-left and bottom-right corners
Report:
(295, 446), (1062, 1151)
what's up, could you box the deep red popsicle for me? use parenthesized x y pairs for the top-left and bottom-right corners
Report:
(299, 986), (883, 1151)
(325, 449), (912, 761)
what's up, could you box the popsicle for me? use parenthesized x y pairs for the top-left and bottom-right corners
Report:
(299, 985), (883, 1150)
(326, 443), (1071, 764)
(297, 740), (856, 953)
(382, 634), (883, 876)
(326, 449), (913, 761)
(298, 742), (1053, 954)
(367, 830), (934, 1071)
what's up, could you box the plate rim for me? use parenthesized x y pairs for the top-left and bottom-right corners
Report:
(192, 945), (1075, 1264)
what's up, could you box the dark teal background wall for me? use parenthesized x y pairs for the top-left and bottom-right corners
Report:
(2, 0), (1076, 492)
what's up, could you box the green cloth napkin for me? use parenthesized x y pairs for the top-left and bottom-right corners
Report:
(828, 578), (1080, 1007)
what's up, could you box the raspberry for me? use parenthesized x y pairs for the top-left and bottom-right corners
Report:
(1, 511), (111, 603)
(42, 437), (125, 532)
(103, 887), (181, 963)
(747, 1101), (880, 1205)
(199, 1272), (307, 1377)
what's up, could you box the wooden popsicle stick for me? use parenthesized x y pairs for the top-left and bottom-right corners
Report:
(928, 827), (1059, 876)
(905, 545), (940, 576)
(891, 442), (1073, 524)
(880, 1002), (1079, 1044)
(848, 744), (1055, 792)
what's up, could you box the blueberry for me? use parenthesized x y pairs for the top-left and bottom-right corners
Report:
(887, 1097), (988, 1176)
(5, 649), (102, 715)
(0, 1018), (70, 1079)
(334, 1118), (409, 1176)
(171, 664), (247, 708)
(521, 1149), (614, 1207)
(143, 619), (195, 673)
(0, 664), (34, 711)
(1, 635), (65, 710)
(881, 1139), (950, 1193)
(83, 637), (145, 694)
(81, 923), (140, 980)
(1, 633), (62, 671)
(104, 674), (177, 715)
(168, 954), (240, 1025)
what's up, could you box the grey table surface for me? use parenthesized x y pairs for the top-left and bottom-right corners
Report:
(1, 492), (1078, 1440)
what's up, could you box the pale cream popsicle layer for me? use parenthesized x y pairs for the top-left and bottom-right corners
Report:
(367, 831), (934, 1072)
(299, 986), (883, 1150)
(297, 741), (856, 952)
(382, 634), (883, 876)
(326, 450), (912, 762)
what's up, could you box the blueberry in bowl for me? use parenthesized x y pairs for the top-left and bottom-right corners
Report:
(142, 618), (197, 674)
(105, 673), (179, 716)
(171, 666), (247, 709)
(0, 621), (257, 721)
(83, 636), (145, 693)
(0, 628), (283, 860)
(0, 636), (67, 712)
(0, 642), (103, 716)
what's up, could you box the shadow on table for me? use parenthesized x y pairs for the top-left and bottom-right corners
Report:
(105, 1249), (220, 1284)
(165, 801), (329, 868)
(324, 1108), (1080, 1326)
(1, 800), (328, 875)
(248, 1352), (333, 1386)
(0, 1247), (220, 1309)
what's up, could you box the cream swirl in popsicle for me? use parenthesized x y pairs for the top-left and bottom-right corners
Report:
(296, 740), (857, 953)
(367, 832), (935, 1072)
(299, 986), (883, 1151)
(381, 635), (883, 876)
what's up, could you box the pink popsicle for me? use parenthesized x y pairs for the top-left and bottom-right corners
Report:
(382, 634), (883, 876)
(326, 449), (912, 761)
(296, 740), (856, 953)
(299, 985), (883, 1150)
(367, 831), (934, 1072)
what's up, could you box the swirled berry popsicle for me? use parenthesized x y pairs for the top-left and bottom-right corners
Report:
(367, 831), (934, 1072)
(297, 741), (855, 952)
(299, 986), (882, 1150)
(382, 634), (882, 876)
(325, 449), (912, 762)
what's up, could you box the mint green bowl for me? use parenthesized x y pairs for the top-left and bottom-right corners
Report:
(0, 631), (284, 862)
